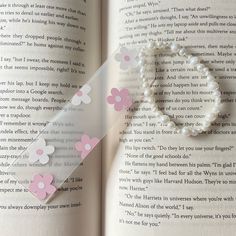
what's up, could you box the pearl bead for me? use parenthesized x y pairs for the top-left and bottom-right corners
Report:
(138, 52), (145, 58)
(142, 82), (149, 88)
(170, 43), (180, 53)
(160, 115), (170, 123)
(140, 67), (146, 74)
(156, 111), (163, 117)
(202, 121), (211, 131)
(206, 75), (214, 82)
(167, 121), (175, 128)
(181, 127), (191, 136)
(156, 41), (163, 48)
(197, 64), (204, 71)
(212, 90), (221, 97)
(208, 82), (219, 90)
(138, 59), (146, 67)
(179, 48), (187, 56)
(205, 113), (217, 121)
(147, 97), (155, 103)
(191, 129), (199, 136)
(189, 57), (199, 66)
(148, 41), (155, 49)
(144, 88), (152, 97)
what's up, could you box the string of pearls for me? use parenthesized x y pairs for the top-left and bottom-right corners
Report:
(138, 41), (222, 136)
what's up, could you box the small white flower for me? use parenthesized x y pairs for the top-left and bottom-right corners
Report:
(71, 84), (92, 106)
(115, 47), (138, 70)
(28, 138), (55, 165)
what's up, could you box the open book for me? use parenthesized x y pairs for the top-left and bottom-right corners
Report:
(0, 0), (236, 235)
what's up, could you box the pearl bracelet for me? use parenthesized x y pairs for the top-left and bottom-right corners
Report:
(138, 41), (222, 137)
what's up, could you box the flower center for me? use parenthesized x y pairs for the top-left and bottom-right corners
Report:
(76, 90), (83, 97)
(36, 149), (44, 156)
(38, 182), (45, 189)
(124, 55), (130, 61)
(85, 144), (92, 151)
(115, 96), (122, 102)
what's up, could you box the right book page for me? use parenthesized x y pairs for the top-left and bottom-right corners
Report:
(102, 0), (236, 236)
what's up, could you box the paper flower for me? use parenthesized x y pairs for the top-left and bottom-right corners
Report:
(29, 174), (56, 200)
(28, 138), (54, 165)
(75, 134), (99, 159)
(107, 88), (132, 111)
(115, 47), (138, 70)
(71, 84), (91, 106)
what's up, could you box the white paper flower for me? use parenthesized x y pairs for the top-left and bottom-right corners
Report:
(71, 84), (92, 106)
(28, 138), (55, 165)
(115, 47), (138, 70)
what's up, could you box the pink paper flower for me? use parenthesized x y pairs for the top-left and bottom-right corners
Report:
(28, 138), (54, 165)
(75, 134), (99, 159)
(107, 88), (132, 111)
(115, 47), (138, 70)
(71, 84), (91, 106)
(29, 174), (56, 200)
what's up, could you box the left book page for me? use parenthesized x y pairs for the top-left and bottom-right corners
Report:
(0, 0), (101, 236)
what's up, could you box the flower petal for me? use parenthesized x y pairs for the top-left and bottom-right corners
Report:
(36, 190), (47, 200)
(28, 153), (39, 164)
(43, 174), (54, 185)
(120, 62), (129, 70)
(111, 88), (120, 96)
(81, 84), (91, 94)
(107, 95), (115, 104)
(75, 142), (84, 152)
(37, 138), (46, 148)
(91, 137), (100, 147)
(44, 145), (55, 155)
(81, 134), (90, 143)
(39, 154), (50, 165)
(120, 47), (128, 54)
(114, 102), (124, 111)
(46, 185), (57, 195)
(71, 95), (82, 106)
(115, 53), (122, 62)
(82, 94), (91, 104)
(120, 88), (129, 97)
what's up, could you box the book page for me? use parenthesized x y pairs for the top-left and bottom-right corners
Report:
(102, 0), (236, 235)
(0, 0), (101, 235)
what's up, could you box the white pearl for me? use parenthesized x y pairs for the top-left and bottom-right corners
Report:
(167, 121), (176, 128)
(170, 43), (180, 53)
(191, 129), (199, 136)
(156, 111), (163, 117)
(142, 82), (149, 88)
(140, 67), (146, 74)
(212, 90), (221, 97)
(160, 115), (170, 123)
(202, 121), (211, 131)
(181, 127), (191, 136)
(197, 64), (204, 71)
(144, 88), (152, 97)
(189, 57), (199, 66)
(147, 96), (155, 103)
(206, 75), (214, 82)
(138, 52), (145, 58)
(151, 106), (158, 112)
(156, 41), (163, 48)
(205, 113), (217, 121)
(148, 41), (155, 49)
(179, 48), (187, 56)
(208, 82), (219, 90)
(138, 59), (146, 66)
